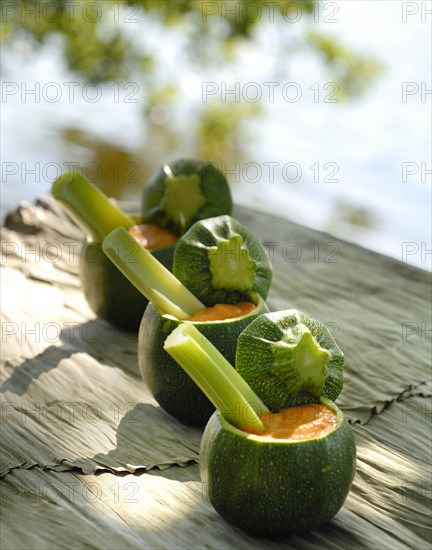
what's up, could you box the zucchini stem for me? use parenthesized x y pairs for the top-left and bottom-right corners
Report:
(164, 323), (269, 432)
(51, 171), (135, 242)
(102, 227), (205, 319)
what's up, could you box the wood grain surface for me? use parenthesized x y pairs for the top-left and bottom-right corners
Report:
(1, 196), (430, 549)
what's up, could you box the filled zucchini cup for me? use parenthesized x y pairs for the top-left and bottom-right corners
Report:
(80, 235), (174, 330)
(200, 399), (355, 537)
(103, 215), (272, 425)
(140, 296), (268, 425)
(164, 320), (356, 537)
(51, 160), (232, 330)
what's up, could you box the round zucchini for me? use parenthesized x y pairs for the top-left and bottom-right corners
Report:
(80, 237), (175, 331)
(141, 159), (232, 235)
(173, 215), (272, 306)
(236, 309), (344, 411)
(200, 398), (356, 537)
(138, 296), (268, 425)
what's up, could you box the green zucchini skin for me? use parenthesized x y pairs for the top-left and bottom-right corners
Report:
(200, 399), (356, 537)
(80, 238), (175, 331)
(138, 297), (268, 425)
(236, 309), (344, 412)
(141, 159), (232, 235)
(173, 215), (273, 306)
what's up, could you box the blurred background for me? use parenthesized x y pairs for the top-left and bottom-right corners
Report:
(1, 0), (431, 269)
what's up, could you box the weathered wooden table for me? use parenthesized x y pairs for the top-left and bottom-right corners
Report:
(1, 197), (431, 549)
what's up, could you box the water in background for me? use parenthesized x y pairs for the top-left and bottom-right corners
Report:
(1, 1), (431, 270)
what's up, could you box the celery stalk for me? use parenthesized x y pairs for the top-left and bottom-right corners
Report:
(51, 171), (135, 242)
(102, 227), (204, 318)
(164, 323), (269, 432)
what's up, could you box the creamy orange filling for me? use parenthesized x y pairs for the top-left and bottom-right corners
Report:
(188, 302), (256, 322)
(245, 404), (338, 440)
(128, 224), (177, 250)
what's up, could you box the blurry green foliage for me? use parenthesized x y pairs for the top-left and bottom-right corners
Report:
(1, 1), (381, 87)
(2, 1), (318, 81)
(196, 102), (260, 165)
(1, 0), (382, 160)
(308, 31), (382, 98)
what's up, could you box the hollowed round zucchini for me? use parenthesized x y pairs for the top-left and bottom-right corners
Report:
(200, 397), (356, 536)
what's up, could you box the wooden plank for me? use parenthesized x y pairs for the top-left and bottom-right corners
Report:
(1, 196), (431, 549)
(356, 395), (432, 462)
(0, 284), (201, 475)
(0, 469), (144, 549)
(1, 408), (430, 550)
(1, 198), (430, 475)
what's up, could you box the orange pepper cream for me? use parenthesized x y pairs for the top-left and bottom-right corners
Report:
(128, 224), (177, 250)
(245, 404), (338, 441)
(188, 302), (256, 322)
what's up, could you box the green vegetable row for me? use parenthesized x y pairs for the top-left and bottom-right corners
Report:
(51, 159), (356, 538)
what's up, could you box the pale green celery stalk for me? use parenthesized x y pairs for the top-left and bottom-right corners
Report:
(103, 227), (204, 319)
(51, 171), (135, 242)
(164, 323), (269, 432)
